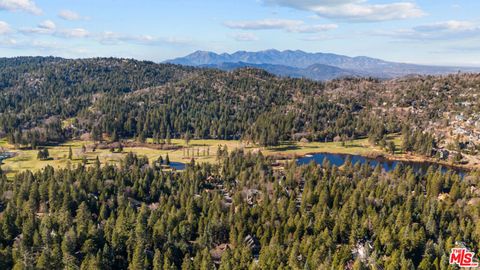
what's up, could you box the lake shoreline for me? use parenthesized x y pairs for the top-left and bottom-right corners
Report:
(272, 150), (475, 173)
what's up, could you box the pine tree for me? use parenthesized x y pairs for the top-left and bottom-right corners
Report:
(184, 131), (191, 146)
(95, 156), (101, 168)
(181, 254), (193, 270)
(153, 249), (163, 270)
(166, 132), (171, 145)
(200, 248), (213, 270)
(417, 255), (432, 270)
(130, 243), (146, 270)
(37, 148), (49, 160)
(388, 141), (396, 155)
(36, 247), (52, 269)
(112, 129), (119, 142)
(165, 154), (170, 166)
(157, 155), (164, 166)
(92, 126), (102, 142)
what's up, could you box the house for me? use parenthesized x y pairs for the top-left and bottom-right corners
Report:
(454, 127), (467, 135)
(299, 137), (310, 144)
(245, 189), (261, 205)
(210, 243), (232, 264)
(244, 235), (260, 255)
(292, 132), (311, 141)
(438, 149), (449, 160)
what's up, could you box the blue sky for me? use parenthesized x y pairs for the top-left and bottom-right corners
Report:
(0, 0), (479, 66)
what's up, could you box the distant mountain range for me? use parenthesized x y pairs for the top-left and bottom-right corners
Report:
(166, 49), (480, 80)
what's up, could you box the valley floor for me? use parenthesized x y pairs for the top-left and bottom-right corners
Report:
(0, 135), (477, 178)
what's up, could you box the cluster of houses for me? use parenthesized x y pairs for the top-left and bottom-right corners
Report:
(449, 112), (480, 145)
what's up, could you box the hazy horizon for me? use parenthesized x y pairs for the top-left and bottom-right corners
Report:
(3, 49), (480, 68)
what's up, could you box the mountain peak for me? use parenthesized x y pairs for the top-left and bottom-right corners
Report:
(260, 49), (281, 53)
(167, 49), (373, 69)
(166, 49), (479, 80)
(188, 50), (219, 57)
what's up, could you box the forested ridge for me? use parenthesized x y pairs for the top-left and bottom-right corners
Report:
(4, 56), (478, 151)
(0, 57), (191, 132)
(0, 150), (477, 269)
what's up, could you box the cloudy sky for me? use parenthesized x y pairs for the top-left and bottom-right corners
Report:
(0, 0), (479, 65)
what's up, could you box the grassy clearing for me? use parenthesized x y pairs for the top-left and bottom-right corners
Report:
(263, 138), (378, 156)
(0, 139), (244, 178)
(0, 136), (398, 178)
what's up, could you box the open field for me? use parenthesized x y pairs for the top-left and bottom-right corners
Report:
(263, 138), (383, 157)
(0, 136), (402, 178)
(0, 139), (244, 178)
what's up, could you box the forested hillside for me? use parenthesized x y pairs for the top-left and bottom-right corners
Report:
(0, 150), (476, 269)
(1, 57), (480, 158)
(0, 57), (383, 146)
(0, 59), (443, 140)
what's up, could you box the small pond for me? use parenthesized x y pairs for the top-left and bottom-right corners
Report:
(168, 161), (186, 170)
(0, 152), (15, 163)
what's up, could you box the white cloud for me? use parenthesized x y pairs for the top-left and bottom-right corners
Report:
(57, 28), (90, 38)
(414, 20), (477, 32)
(58, 10), (85, 21)
(225, 19), (303, 30)
(8, 20), (188, 50)
(447, 44), (480, 53)
(99, 31), (150, 44)
(98, 31), (190, 46)
(232, 32), (259, 42)
(264, 0), (424, 22)
(0, 37), (97, 58)
(98, 32), (118, 44)
(19, 24), (185, 46)
(224, 19), (337, 33)
(162, 36), (192, 45)
(379, 20), (480, 41)
(21, 20), (57, 35)
(0, 21), (13, 35)
(0, 37), (17, 46)
(38, 20), (56, 30)
(0, 37), (59, 50)
(300, 34), (331, 41)
(0, 0), (42, 15)
(29, 39), (60, 49)
(290, 24), (337, 33)
(21, 22), (89, 38)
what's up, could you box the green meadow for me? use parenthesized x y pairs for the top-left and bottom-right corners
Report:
(0, 136), (402, 178)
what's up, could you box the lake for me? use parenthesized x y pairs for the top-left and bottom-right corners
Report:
(296, 153), (467, 176)
(169, 162), (186, 170)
